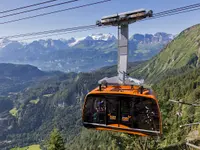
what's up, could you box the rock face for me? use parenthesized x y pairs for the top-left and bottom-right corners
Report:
(0, 33), (173, 72)
(131, 32), (173, 44)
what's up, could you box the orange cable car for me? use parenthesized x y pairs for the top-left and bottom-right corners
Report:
(82, 9), (162, 136)
(82, 84), (162, 136)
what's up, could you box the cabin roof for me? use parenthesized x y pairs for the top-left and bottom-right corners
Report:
(88, 85), (156, 99)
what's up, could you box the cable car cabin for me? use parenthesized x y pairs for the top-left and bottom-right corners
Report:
(82, 85), (162, 136)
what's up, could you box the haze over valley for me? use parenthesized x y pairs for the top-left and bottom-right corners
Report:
(0, 32), (174, 72)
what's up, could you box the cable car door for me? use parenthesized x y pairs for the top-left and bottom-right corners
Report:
(106, 97), (119, 127)
(120, 98), (133, 128)
(106, 96), (133, 128)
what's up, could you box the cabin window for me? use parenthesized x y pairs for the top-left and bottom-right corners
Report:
(84, 95), (160, 132)
(133, 97), (159, 131)
(83, 97), (93, 123)
(93, 98), (106, 124)
(84, 96), (106, 124)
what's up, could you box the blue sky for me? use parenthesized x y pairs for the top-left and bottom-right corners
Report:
(0, 0), (200, 41)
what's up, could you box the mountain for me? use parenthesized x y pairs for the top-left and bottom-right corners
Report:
(0, 32), (173, 72)
(0, 63), (45, 79)
(0, 63), (63, 96)
(131, 24), (200, 83)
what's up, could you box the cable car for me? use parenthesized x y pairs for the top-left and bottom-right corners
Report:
(82, 84), (162, 136)
(82, 9), (162, 136)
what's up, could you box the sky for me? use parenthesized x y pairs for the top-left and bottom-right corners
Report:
(0, 0), (200, 41)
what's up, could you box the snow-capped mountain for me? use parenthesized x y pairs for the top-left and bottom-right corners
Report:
(90, 33), (116, 41)
(68, 33), (116, 47)
(0, 32), (173, 49)
(68, 37), (87, 47)
(0, 32), (174, 72)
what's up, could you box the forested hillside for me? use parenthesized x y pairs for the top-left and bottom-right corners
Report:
(0, 62), (142, 149)
(66, 67), (200, 149)
(131, 24), (200, 83)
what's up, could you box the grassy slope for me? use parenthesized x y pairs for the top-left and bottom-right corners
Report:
(11, 144), (40, 150)
(9, 108), (18, 117)
(29, 98), (40, 104)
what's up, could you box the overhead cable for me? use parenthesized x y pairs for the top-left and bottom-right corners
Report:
(0, 0), (60, 14)
(0, 25), (97, 39)
(0, 0), (79, 19)
(0, 0), (111, 25)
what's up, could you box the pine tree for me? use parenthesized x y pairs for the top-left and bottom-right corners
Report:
(46, 128), (65, 150)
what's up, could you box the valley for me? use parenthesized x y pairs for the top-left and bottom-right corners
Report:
(0, 24), (199, 149)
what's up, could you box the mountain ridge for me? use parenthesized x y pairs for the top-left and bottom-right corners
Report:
(0, 32), (173, 48)
(0, 32), (173, 72)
